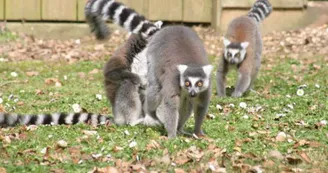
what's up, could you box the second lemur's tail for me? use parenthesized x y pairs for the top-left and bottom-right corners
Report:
(85, 0), (160, 40)
(0, 112), (111, 127)
(248, 0), (272, 23)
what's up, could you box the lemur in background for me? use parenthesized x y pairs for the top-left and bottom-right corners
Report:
(216, 0), (272, 97)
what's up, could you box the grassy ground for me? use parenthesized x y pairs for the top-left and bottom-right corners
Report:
(0, 33), (327, 172)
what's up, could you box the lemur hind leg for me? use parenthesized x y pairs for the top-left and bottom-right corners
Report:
(114, 80), (142, 125)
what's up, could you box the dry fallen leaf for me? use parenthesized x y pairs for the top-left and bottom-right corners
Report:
(45, 78), (62, 87)
(298, 151), (311, 164)
(0, 167), (6, 173)
(26, 71), (39, 76)
(174, 168), (186, 173)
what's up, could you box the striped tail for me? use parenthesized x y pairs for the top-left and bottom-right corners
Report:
(248, 0), (273, 23)
(0, 112), (111, 127)
(85, 0), (160, 40)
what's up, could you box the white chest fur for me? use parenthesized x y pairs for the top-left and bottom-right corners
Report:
(131, 47), (148, 85)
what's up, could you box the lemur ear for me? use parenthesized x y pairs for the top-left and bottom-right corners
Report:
(154, 21), (163, 29)
(202, 65), (214, 77)
(223, 37), (231, 47)
(241, 42), (249, 49)
(177, 65), (188, 74)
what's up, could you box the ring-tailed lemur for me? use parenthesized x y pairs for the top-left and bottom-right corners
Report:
(0, 112), (109, 127)
(216, 0), (272, 97)
(143, 26), (214, 138)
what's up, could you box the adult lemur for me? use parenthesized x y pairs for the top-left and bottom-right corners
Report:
(86, 0), (213, 138)
(216, 0), (272, 97)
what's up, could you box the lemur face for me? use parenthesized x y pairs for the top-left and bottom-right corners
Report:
(223, 38), (249, 64)
(177, 65), (213, 97)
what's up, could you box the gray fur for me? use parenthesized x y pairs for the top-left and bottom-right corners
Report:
(113, 80), (142, 125)
(143, 26), (213, 138)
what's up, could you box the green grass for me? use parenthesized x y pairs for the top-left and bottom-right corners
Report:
(0, 56), (327, 172)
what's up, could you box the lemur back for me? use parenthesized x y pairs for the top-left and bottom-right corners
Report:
(144, 26), (213, 138)
(216, 0), (272, 97)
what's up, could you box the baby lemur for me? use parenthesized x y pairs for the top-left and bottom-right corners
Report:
(216, 0), (272, 97)
(103, 34), (147, 125)
(145, 26), (213, 138)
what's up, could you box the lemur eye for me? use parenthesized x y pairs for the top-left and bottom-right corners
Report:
(227, 52), (232, 57)
(197, 81), (203, 87)
(235, 52), (240, 58)
(185, 81), (191, 87)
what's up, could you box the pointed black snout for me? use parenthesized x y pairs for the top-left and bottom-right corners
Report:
(189, 91), (197, 97)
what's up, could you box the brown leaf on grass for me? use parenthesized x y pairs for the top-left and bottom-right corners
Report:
(130, 164), (146, 172)
(17, 101), (24, 106)
(174, 152), (190, 165)
(146, 140), (161, 150)
(174, 168), (186, 173)
(26, 71), (39, 76)
(0, 167), (6, 173)
(186, 146), (204, 161)
(68, 147), (82, 164)
(112, 146), (124, 152)
(89, 166), (119, 173)
(293, 140), (309, 148)
(0, 105), (5, 112)
(115, 159), (131, 172)
(35, 89), (45, 95)
(298, 151), (311, 164)
(45, 78), (62, 87)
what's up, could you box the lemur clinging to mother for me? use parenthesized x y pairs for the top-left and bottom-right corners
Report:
(216, 0), (272, 97)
